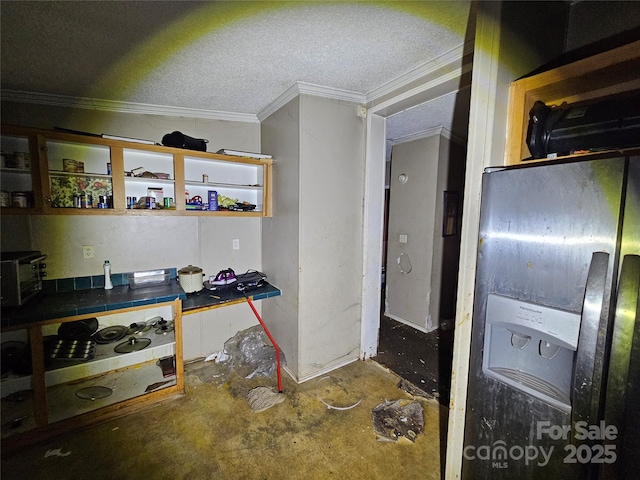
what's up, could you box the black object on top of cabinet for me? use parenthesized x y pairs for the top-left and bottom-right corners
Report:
(526, 93), (640, 159)
(161, 131), (208, 152)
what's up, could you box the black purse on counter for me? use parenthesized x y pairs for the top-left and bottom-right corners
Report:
(161, 131), (209, 152)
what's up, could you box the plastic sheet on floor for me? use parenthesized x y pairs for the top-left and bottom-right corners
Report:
(371, 399), (424, 443)
(189, 325), (286, 386)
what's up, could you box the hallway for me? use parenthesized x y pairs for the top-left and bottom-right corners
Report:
(374, 315), (454, 406)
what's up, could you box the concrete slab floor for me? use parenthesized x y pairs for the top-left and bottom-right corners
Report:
(374, 315), (454, 406)
(1, 359), (447, 480)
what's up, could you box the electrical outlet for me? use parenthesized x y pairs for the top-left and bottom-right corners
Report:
(82, 245), (95, 259)
(232, 239), (240, 250)
(399, 234), (408, 244)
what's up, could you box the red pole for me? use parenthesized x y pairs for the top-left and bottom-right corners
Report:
(246, 297), (283, 393)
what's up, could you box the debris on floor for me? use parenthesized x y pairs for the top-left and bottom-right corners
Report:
(396, 378), (431, 401)
(44, 448), (71, 458)
(315, 376), (363, 410)
(188, 325), (286, 386)
(371, 399), (424, 443)
(223, 325), (284, 380)
(246, 386), (286, 413)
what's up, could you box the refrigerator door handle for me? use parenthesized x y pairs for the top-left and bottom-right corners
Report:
(601, 255), (640, 480)
(571, 251), (609, 429)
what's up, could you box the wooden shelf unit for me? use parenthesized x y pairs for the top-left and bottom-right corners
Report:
(1, 299), (183, 451)
(1, 125), (272, 217)
(504, 40), (640, 166)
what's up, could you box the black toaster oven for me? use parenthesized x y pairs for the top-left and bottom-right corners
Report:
(1, 251), (47, 307)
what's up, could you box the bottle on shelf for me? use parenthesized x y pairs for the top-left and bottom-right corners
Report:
(104, 260), (113, 290)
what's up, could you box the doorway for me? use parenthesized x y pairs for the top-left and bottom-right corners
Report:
(359, 45), (473, 364)
(373, 127), (467, 405)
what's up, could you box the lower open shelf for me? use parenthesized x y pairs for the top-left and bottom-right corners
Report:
(47, 359), (176, 424)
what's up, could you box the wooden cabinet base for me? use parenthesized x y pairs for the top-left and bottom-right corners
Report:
(1, 387), (184, 456)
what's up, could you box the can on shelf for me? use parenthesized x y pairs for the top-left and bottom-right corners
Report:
(63, 158), (77, 173)
(11, 192), (28, 208)
(208, 190), (218, 211)
(13, 152), (30, 170)
(4, 154), (16, 168)
(0, 191), (10, 207)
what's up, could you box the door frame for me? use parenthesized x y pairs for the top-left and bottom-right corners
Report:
(360, 47), (474, 358)
(360, 4), (503, 478)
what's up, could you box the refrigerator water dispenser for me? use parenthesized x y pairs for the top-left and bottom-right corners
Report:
(482, 293), (581, 412)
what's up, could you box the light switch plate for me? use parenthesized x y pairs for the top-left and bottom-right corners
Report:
(399, 234), (408, 244)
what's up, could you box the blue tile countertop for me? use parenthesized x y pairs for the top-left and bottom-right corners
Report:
(1, 269), (186, 329)
(1, 268), (282, 329)
(182, 281), (281, 313)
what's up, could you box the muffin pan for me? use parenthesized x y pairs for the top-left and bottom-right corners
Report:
(45, 339), (96, 362)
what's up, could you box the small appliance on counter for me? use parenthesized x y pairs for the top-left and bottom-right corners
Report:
(177, 265), (205, 293)
(1, 251), (47, 307)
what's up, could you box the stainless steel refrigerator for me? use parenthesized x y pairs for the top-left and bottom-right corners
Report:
(462, 156), (639, 479)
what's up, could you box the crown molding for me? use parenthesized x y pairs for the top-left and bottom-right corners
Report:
(257, 82), (366, 121)
(0, 90), (260, 123)
(388, 126), (466, 146)
(366, 40), (474, 104)
(3, 39), (473, 126)
(258, 40), (473, 121)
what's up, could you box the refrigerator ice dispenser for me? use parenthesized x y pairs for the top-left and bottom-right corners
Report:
(482, 293), (581, 412)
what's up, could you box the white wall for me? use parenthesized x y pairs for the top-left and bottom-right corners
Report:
(385, 133), (466, 332)
(1, 102), (265, 360)
(385, 135), (440, 332)
(261, 96), (301, 377)
(297, 94), (365, 381)
(261, 93), (366, 382)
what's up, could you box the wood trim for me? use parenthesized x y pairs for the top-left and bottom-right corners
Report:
(110, 146), (126, 210)
(28, 326), (48, 428)
(172, 298), (184, 392)
(36, 133), (51, 211)
(173, 152), (186, 211)
(182, 297), (248, 315)
(263, 161), (272, 217)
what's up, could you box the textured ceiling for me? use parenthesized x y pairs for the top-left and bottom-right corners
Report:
(1, 1), (473, 140)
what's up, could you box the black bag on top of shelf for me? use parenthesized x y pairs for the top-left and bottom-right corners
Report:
(161, 131), (208, 152)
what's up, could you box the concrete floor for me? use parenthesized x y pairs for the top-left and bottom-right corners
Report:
(374, 315), (454, 405)
(1, 359), (447, 480)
